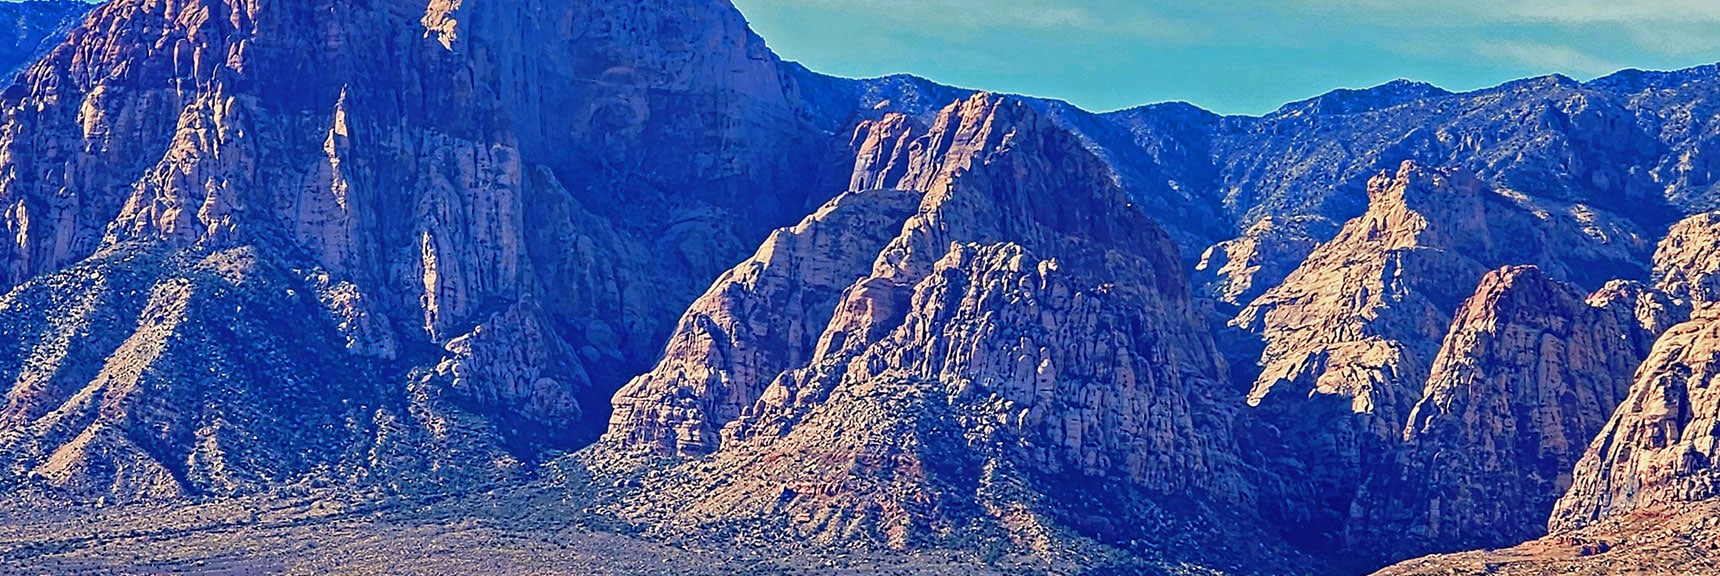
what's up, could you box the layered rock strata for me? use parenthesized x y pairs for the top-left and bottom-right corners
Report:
(1653, 211), (1720, 307)
(1549, 305), (1720, 532)
(605, 188), (923, 456)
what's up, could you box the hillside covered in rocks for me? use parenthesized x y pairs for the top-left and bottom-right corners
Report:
(0, 0), (1717, 575)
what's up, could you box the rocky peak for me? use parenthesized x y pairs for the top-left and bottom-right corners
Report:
(1273, 79), (1452, 118)
(1407, 266), (1644, 437)
(1549, 211), (1720, 533)
(7, 1), (1720, 572)
(1588, 279), (1690, 342)
(1237, 162), (1501, 425)
(1231, 160), (1650, 557)
(0, 0), (840, 501)
(860, 94), (1166, 286)
(1239, 161), (1650, 414)
(847, 113), (921, 192)
(848, 93), (1046, 195)
(1351, 265), (1656, 562)
(605, 188), (923, 456)
(593, 93), (1283, 570)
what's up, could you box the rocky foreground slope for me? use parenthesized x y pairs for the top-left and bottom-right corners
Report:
(0, 0), (1719, 575)
(596, 93), (1297, 574)
(1377, 499), (1720, 576)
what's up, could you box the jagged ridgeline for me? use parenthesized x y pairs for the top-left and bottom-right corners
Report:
(0, 0), (852, 501)
(0, 0), (1718, 575)
(599, 94), (1289, 573)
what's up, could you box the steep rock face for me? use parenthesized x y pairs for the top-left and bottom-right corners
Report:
(599, 94), (1288, 572)
(0, 0), (843, 500)
(1549, 305), (1720, 532)
(1232, 161), (1650, 553)
(845, 113), (924, 192)
(1193, 215), (1334, 308)
(1654, 211), (1720, 307)
(1239, 161), (1647, 440)
(1547, 209), (1720, 533)
(606, 188), (922, 456)
(1351, 266), (1658, 561)
(1589, 279), (1691, 341)
(1384, 205), (1717, 568)
(731, 237), (1233, 495)
(730, 96), (1233, 487)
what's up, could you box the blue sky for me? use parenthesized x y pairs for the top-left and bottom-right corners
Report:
(731, 0), (1720, 115)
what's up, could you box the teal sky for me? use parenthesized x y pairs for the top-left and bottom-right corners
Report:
(731, 0), (1720, 115)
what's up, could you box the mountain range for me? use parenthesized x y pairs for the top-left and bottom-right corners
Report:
(0, 1), (1717, 574)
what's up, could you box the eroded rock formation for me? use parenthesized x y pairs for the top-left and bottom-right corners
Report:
(0, 0), (845, 501)
(1351, 266), (1660, 559)
(5, 0), (1720, 573)
(606, 188), (923, 456)
(1548, 305), (1720, 533)
(1654, 211), (1720, 307)
(1232, 161), (1650, 554)
(1549, 212), (1720, 533)
(597, 94), (1294, 572)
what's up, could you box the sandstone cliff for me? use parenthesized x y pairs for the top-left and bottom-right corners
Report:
(1350, 266), (1660, 559)
(1194, 215), (1334, 309)
(1549, 305), (1720, 531)
(1653, 211), (1720, 307)
(1232, 161), (1650, 554)
(596, 94), (1300, 573)
(5, 0), (1720, 573)
(0, 0), (844, 501)
(1549, 213), (1720, 532)
(605, 188), (922, 456)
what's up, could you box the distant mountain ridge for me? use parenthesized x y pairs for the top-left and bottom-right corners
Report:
(0, 1), (1716, 575)
(812, 62), (1719, 308)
